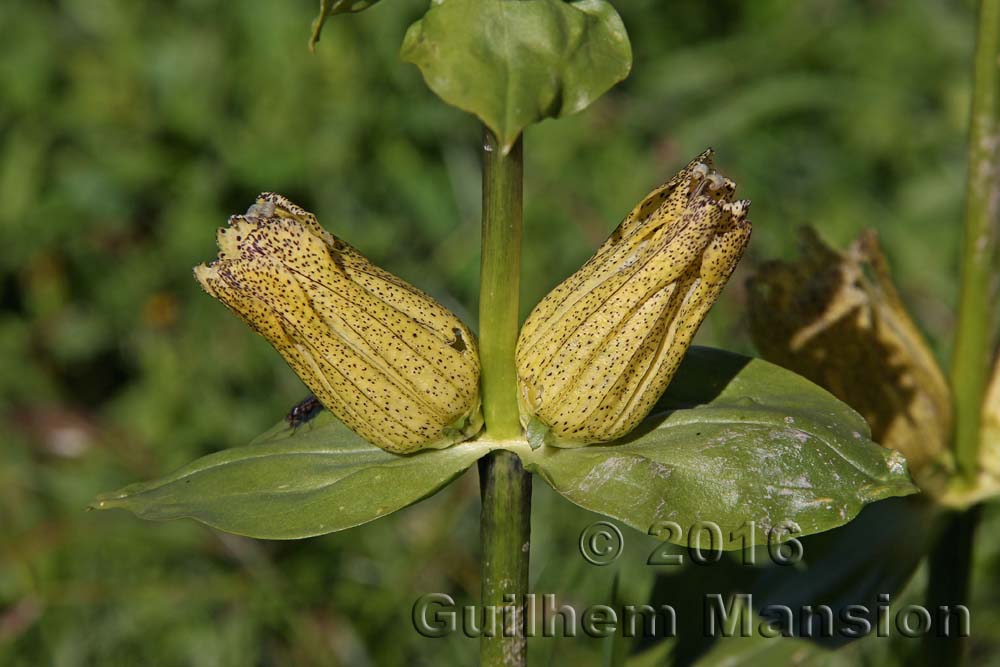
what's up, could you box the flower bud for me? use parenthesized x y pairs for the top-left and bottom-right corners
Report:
(194, 193), (483, 454)
(746, 228), (952, 491)
(516, 150), (752, 446)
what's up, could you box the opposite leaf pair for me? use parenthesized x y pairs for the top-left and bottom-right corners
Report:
(194, 151), (751, 454)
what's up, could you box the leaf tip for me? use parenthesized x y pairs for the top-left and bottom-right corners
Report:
(89, 487), (133, 512)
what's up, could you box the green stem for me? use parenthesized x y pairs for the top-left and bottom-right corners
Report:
(952, 0), (1000, 483)
(922, 507), (980, 667)
(479, 451), (532, 667)
(479, 128), (531, 667)
(923, 2), (1000, 664)
(480, 129), (524, 441)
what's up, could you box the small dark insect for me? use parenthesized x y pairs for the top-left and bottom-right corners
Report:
(285, 394), (323, 428)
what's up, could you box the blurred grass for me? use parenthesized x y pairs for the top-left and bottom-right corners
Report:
(0, 0), (994, 665)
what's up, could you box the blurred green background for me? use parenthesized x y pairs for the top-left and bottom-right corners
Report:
(2, 0), (999, 665)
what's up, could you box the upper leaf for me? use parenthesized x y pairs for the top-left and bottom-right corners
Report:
(520, 347), (918, 548)
(400, 0), (632, 152)
(91, 411), (493, 539)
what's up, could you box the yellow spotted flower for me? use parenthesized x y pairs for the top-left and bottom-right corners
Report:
(516, 150), (752, 446)
(194, 193), (483, 454)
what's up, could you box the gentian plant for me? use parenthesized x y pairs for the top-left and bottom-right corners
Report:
(93, 2), (1000, 665)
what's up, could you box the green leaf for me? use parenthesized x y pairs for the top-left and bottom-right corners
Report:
(91, 411), (493, 539)
(400, 0), (632, 153)
(309, 0), (382, 52)
(520, 347), (918, 549)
